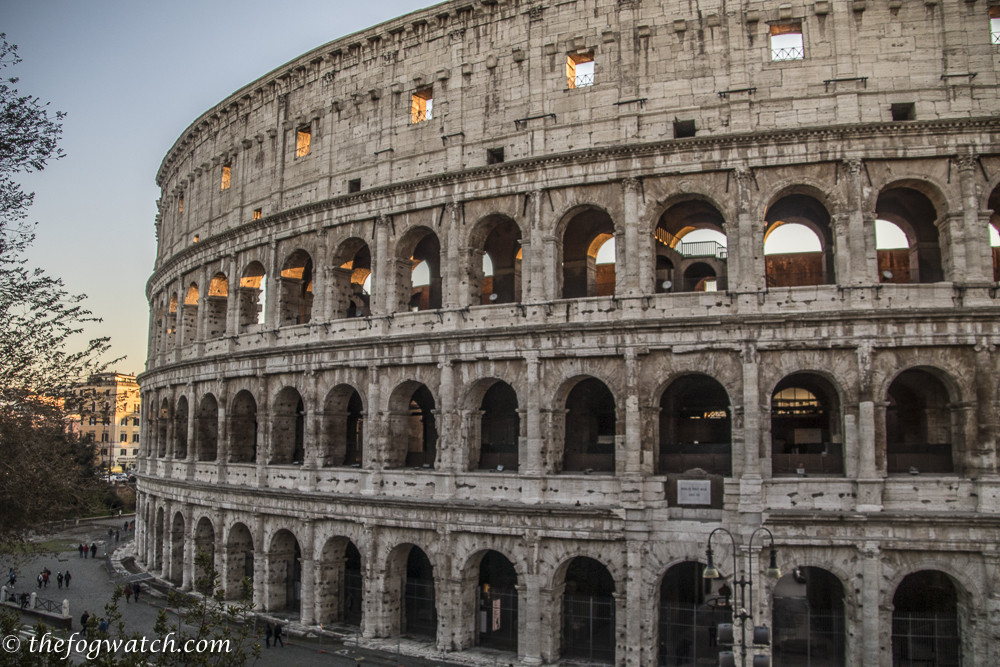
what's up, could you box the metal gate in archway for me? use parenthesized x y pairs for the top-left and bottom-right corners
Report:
(658, 602), (726, 666)
(478, 585), (517, 652)
(563, 594), (615, 662)
(891, 612), (960, 667)
(404, 577), (437, 638)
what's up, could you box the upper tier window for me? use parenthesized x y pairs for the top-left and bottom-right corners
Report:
(991, 6), (1000, 44)
(567, 53), (594, 88)
(771, 23), (804, 61)
(412, 88), (433, 123)
(296, 127), (311, 158)
(220, 162), (231, 191)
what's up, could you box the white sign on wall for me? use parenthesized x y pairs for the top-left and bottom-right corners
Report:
(677, 480), (712, 505)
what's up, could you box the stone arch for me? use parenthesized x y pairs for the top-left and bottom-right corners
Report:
(181, 282), (199, 344)
(986, 181), (1000, 281)
(195, 393), (218, 461)
(772, 566), (847, 666)
(385, 381), (438, 469)
(238, 261), (267, 330)
(654, 197), (729, 293)
(206, 272), (228, 338)
(554, 556), (617, 662)
(890, 570), (964, 667)
(469, 214), (523, 305)
(321, 384), (365, 467)
(330, 237), (372, 319)
(270, 386), (305, 465)
(885, 367), (961, 475)
(228, 390), (258, 464)
(153, 506), (165, 571)
(168, 511), (185, 585)
(560, 376), (617, 474)
(658, 374), (732, 476)
(266, 528), (302, 613)
(558, 205), (617, 298)
(173, 395), (189, 460)
(463, 549), (519, 652)
(157, 398), (171, 458)
(770, 372), (844, 476)
(395, 226), (441, 312)
(193, 516), (216, 594)
(279, 249), (314, 325)
(465, 378), (521, 471)
(316, 536), (364, 626)
(224, 522), (254, 601)
(165, 293), (178, 349)
(764, 190), (836, 287)
(385, 543), (438, 640)
(876, 181), (947, 283)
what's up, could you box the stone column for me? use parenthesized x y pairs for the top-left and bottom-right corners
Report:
(621, 178), (642, 296)
(443, 203), (461, 309)
(739, 343), (763, 512)
(624, 537), (647, 667)
(733, 167), (764, 293)
(523, 191), (545, 303)
(365, 366), (381, 472)
(182, 505), (196, 590)
(975, 343), (998, 483)
(843, 159), (878, 284)
(520, 533), (543, 665)
(252, 516), (266, 610)
(225, 254), (239, 337)
(216, 381), (229, 483)
(300, 520), (316, 625)
(522, 354), (543, 503)
(984, 549), (1000, 663)
(256, 374), (269, 487)
(855, 340), (883, 511)
(265, 241), (278, 327)
(436, 361), (457, 473)
(372, 214), (391, 316)
(858, 543), (883, 667)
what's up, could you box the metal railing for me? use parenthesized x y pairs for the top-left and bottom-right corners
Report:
(772, 46), (804, 61)
(887, 444), (954, 474)
(773, 443), (844, 476)
(773, 607), (846, 667)
(891, 612), (960, 667)
(993, 31), (1000, 45)
(658, 602), (726, 667)
(677, 240), (728, 259)
(570, 73), (595, 88)
(563, 594), (615, 662)
(34, 597), (61, 614)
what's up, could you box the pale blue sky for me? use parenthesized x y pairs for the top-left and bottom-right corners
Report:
(5, 0), (432, 375)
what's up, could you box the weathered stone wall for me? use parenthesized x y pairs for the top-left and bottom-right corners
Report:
(138, 1), (1000, 665)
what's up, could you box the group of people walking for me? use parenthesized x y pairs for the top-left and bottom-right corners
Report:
(78, 542), (98, 558)
(33, 568), (71, 589)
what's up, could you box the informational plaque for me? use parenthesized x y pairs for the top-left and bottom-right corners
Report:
(677, 479), (713, 505)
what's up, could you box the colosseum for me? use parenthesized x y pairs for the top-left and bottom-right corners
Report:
(135, 0), (1000, 664)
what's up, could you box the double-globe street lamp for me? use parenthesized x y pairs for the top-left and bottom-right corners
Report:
(703, 526), (781, 667)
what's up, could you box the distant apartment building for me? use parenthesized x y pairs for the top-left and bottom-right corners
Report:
(75, 372), (142, 473)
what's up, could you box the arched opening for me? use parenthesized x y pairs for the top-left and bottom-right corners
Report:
(658, 561), (727, 667)
(478, 551), (518, 652)
(876, 186), (943, 283)
(655, 200), (729, 293)
(181, 283), (199, 344)
(875, 219), (912, 284)
(561, 207), (616, 298)
(174, 396), (189, 460)
(206, 272), (229, 338)
(658, 375), (732, 476)
(773, 567), (846, 667)
(225, 523), (254, 601)
(331, 238), (372, 319)
(771, 374), (844, 476)
(764, 194), (835, 287)
(317, 538), (363, 627)
(271, 387), (305, 465)
(886, 369), (954, 474)
(193, 517), (216, 594)
(229, 391), (258, 464)
(153, 507), (165, 571)
(478, 381), (520, 471)
(561, 557), (616, 662)
(196, 394), (218, 461)
(988, 184), (1000, 281)
(267, 530), (302, 614)
(475, 217), (523, 305)
(165, 295), (177, 349)
(563, 378), (616, 473)
(168, 512), (185, 585)
(157, 399), (170, 458)
(154, 303), (164, 354)
(404, 546), (437, 639)
(397, 228), (441, 312)
(279, 250), (314, 325)
(386, 383), (438, 469)
(238, 261), (267, 330)
(891, 571), (960, 667)
(321, 385), (364, 467)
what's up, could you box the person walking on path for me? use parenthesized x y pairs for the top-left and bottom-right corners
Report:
(19, 592), (28, 610)
(56, 572), (63, 589)
(90, 543), (97, 558)
(78, 544), (84, 558)
(264, 623), (273, 648)
(273, 622), (284, 648)
(107, 527), (113, 541)
(80, 611), (90, 632)
(42, 569), (49, 588)
(115, 530), (120, 543)
(132, 582), (141, 602)
(124, 583), (133, 603)
(7, 569), (14, 586)
(123, 520), (129, 533)
(64, 571), (71, 588)
(37, 572), (42, 589)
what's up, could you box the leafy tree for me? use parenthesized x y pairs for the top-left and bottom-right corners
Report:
(0, 34), (115, 550)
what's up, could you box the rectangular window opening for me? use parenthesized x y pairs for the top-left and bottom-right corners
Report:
(220, 162), (232, 190)
(253, 208), (262, 221)
(487, 147), (505, 165)
(770, 23), (804, 61)
(567, 53), (595, 88)
(673, 119), (697, 139)
(991, 6), (1000, 44)
(348, 178), (362, 193)
(412, 88), (433, 123)
(296, 126), (311, 157)
(890, 102), (916, 121)
(178, 196), (184, 215)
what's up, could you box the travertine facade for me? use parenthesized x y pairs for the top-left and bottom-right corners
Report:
(137, 0), (1000, 665)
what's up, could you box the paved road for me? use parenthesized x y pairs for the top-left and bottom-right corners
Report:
(2, 523), (482, 667)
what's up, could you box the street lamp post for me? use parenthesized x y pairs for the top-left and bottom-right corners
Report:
(703, 526), (781, 667)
